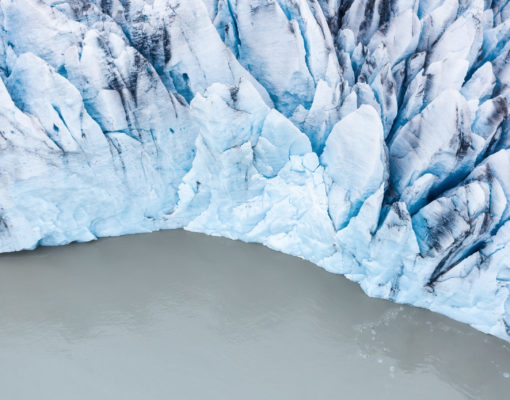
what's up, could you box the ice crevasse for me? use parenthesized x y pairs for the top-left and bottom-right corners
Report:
(1, 0), (510, 340)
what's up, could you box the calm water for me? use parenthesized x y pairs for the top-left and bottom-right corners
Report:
(0, 229), (509, 399)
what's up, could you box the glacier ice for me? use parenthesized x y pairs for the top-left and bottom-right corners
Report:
(1, 0), (510, 341)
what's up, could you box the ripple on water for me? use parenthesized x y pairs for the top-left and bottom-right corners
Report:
(0, 229), (509, 400)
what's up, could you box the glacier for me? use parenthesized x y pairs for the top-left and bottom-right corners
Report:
(1, 0), (510, 340)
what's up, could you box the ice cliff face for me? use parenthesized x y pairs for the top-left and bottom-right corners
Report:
(1, 0), (510, 340)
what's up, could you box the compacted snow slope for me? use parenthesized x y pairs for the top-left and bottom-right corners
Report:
(1, 0), (510, 340)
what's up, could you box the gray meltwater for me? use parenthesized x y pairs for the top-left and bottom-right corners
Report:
(0, 229), (509, 399)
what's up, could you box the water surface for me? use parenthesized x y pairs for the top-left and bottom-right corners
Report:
(0, 229), (509, 399)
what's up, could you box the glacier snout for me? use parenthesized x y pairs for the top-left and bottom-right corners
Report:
(1, 0), (510, 340)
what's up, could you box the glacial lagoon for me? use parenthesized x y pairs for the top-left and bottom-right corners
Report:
(0, 229), (509, 399)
